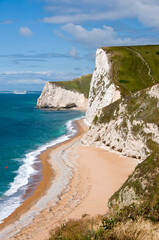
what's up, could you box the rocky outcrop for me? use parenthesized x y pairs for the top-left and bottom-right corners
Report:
(37, 81), (88, 109)
(86, 48), (120, 124)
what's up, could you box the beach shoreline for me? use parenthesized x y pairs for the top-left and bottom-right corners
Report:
(0, 118), (86, 230)
(0, 118), (139, 240)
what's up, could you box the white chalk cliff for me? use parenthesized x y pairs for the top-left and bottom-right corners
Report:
(37, 81), (88, 109)
(86, 48), (120, 124)
(82, 48), (159, 161)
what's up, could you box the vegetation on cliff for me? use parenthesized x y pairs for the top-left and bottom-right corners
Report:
(51, 74), (92, 98)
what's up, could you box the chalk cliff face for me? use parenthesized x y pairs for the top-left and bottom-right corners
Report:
(83, 84), (159, 160)
(86, 48), (120, 124)
(37, 81), (88, 109)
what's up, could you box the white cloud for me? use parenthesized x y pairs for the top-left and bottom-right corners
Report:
(2, 71), (51, 75)
(41, 11), (129, 24)
(0, 71), (81, 86)
(41, 0), (159, 28)
(69, 46), (79, 58)
(136, 1), (159, 28)
(62, 23), (144, 48)
(19, 27), (33, 38)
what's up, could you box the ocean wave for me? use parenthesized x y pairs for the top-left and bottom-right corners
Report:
(0, 117), (79, 223)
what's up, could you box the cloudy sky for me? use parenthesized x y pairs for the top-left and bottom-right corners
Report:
(0, 0), (159, 91)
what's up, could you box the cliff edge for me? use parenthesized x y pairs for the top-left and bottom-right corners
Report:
(86, 48), (121, 124)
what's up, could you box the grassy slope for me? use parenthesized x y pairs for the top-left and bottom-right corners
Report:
(50, 74), (92, 98)
(102, 45), (159, 95)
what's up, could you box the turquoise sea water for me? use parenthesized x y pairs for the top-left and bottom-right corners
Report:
(0, 93), (84, 222)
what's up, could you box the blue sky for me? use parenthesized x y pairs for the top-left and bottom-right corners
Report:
(0, 0), (159, 91)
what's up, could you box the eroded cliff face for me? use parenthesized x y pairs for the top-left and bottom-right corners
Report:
(86, 48), (120, 124)
(83, 84), (159, 160)
(37, 81), (88, 110)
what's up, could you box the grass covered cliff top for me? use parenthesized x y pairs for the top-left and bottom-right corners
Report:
(102, 45), (159, 96)
(49, 74), (92, 98)
(48, 45), (159, 100)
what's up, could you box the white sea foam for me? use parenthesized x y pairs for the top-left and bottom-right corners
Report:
(5, 152), (37, 197)
(0, 195), (22, 224)
(0, 118), (79, 224)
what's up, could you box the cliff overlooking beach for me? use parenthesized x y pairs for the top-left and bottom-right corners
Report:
(0, 44), (159, 240)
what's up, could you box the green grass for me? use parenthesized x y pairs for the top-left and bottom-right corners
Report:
(51, 74), (92, 98)
(130, 45), (159, 83)
(102, 45), (159, 96)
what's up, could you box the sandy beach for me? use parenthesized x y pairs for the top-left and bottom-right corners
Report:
(0, 119), (139, 240)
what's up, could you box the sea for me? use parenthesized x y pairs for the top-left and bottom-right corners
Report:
(0, 92), (84, 223)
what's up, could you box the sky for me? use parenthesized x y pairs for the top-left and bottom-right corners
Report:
(0, 0), (159, 91)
